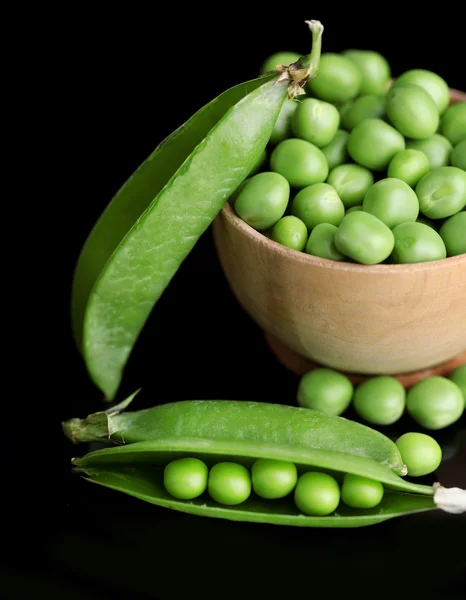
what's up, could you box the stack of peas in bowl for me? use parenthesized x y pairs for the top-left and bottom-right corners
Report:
(232, 49), (466, 264)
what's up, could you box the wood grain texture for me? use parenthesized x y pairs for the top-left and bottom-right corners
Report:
(212, 88), (466, 376)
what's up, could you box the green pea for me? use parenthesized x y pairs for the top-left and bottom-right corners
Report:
(249, 148), (268, 176)
(269, 99), (298, 146)
(353, 376), (406, 426)
(395, 432), (443, 477)
(439, 211), (466, 256)
(208, 462), (251, 506)
(343, 49), (391, 95)
(306, 53), (362, 103)
(271, 215), (308, 251)
(386, 83), (439, 140)
(321, 129), (350, 170)
(363, 178), (419, 229)
(416, 166), (466, 219)
(341, 94), (386, 131)
(305, 223), (345, 261)
(326, 163), (374, 208)
(449, 365), (466, 408)
(260, 51), (301, 74)
(297, 368), (354, 416)
(451, 140), (466, 171)
(270, 138), (329, 188)
(234, 172), (290, 230)
(392, 69), (450, 115)
(406, 376), (464, 430)
(291, 98), (340, 147)
(391, 222), (446, 263)
(346, 205), (363, 213)
(341, 474), (384, 509)
(387, 149), (430, 188)
(163, 458), (208, 500)
(407, 134), (453, 169)
(348, 118), (406, 171)
(440, 101), (466, 145)
(334, 212), (395, 265)
(251, 459), (298, 499)
(291, 183), (345, 230)
(294, 472), (341, 516)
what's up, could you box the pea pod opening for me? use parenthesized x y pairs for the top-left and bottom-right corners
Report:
(71, 20), (324, 401)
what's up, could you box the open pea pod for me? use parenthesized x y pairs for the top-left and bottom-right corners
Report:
(63, 396), (408, 475)
(71, 436), (465, 528)
(71, 20), (324, 401)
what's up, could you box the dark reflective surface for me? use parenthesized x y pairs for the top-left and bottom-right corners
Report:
(16, 9), (466, 600)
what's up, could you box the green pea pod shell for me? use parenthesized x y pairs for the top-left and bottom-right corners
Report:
(71, 21), (324, 401)
(63, 397), (408, 475)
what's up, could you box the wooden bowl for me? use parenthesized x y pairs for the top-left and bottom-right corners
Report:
(212, 88), (466, 377)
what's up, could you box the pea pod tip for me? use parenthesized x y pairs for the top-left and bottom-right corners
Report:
(433, 483), (466, 514)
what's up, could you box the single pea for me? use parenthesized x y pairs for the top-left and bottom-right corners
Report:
(341, 94), (386, 131)
(416, 166), (466, 219)
(249, 149), (268, 176)
(346, 205), (363, 213)
(439, 211), (466, 256)
(260, 51), (301, 74)
(348, 118), (406, 171)
(297, 368), (354, 416)
(208, 462), (251, 506)
(353, 376), (406, 426)
(406, 376), (464, 430)
(343, 49), (391, 95)
(363, 178), (419, 229)
(326, 163), (374, 208)
(387, 149), (430, 188)
(270, 138), (329, 188)
(229, 178), (250, 205)
(294, 472), (341, 516)
(334, 212), (395, 265)
(321, 129), (350, 170)
(163, 458), (209, 500)
(392, 69), (450, 115)
(407, 134), (453, 169)
(391, 222), (446, 263)
(305, 223), (346, 261)
(234, 172), (290, 230)
(292, 98), (340, 147)
(386, 83), (439, 140)
(269, 99), (298, 146)
(291, 183), (345, 230)
(440, 102), (466, 145)
(271, 215), (308, 251)
(451, 140), (466, 171)
(395, 432), (443, 477)
(449, 365), (466, 408)
(341, 474), (384, 509)
(251, 459), (298, 499)
(416, 215), (440, 230)
(306, 53), (362, 103)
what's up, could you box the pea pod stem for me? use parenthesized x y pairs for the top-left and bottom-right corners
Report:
(433, 483), (466, 514)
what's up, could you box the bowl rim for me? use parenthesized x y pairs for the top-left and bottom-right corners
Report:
(219, 202), (466, 274)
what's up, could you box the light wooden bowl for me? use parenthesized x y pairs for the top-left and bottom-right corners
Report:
(212, 88), (466, 377)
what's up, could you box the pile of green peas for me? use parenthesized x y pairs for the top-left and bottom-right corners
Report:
(163, 456), (392, 515)
(232, 50), (466, 264)
(297, 364), (466, 429)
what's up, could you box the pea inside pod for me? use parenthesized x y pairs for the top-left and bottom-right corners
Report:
(67, 397), (466, 528)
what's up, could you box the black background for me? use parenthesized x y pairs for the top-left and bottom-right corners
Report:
(9, 6), (466, 600)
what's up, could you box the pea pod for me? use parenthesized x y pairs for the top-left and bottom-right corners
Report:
(63, 396), (407, 475)
(67, 399), (466, 528)
(71, 21), (324, 401)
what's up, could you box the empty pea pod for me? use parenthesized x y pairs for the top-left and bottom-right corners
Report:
(71, 21), (324, 401)
(63, 397), (466, 528)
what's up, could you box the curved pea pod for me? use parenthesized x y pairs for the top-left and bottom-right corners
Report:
(63, 396), (408, 475)
(70, 425), (466, 529)
(71, 21), (324, 402)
